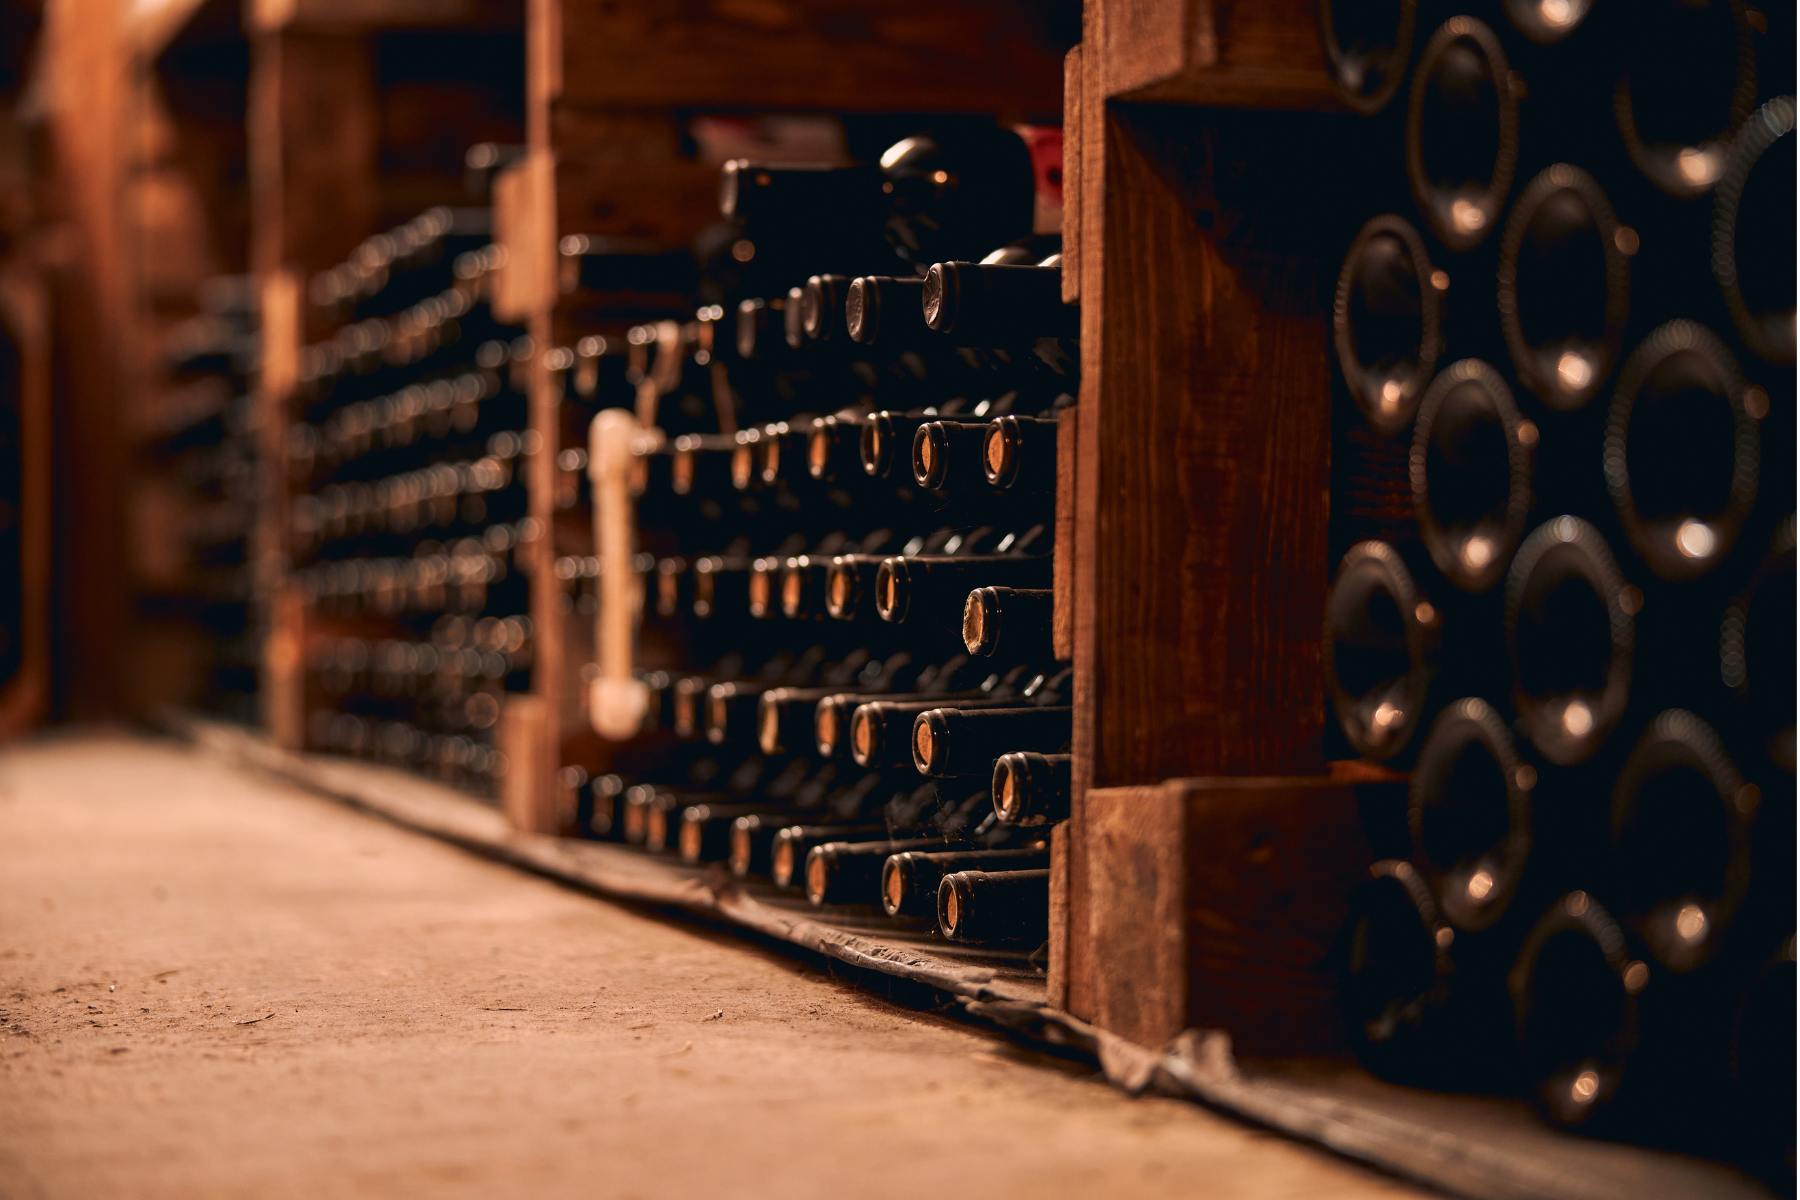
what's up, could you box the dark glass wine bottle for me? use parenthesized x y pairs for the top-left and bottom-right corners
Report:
(1720, 515), (1797, 776)
(882, 846), (1050, 918)
(875, 551), (1054, 626)
(1409, 359), (1533, 593)
(1615, 0), (1757, 199)
(1319, 0), (1417, 114)
(911, 705), (1074, 778)
(1607, 709), (1756, 973)
(1333, 215), (1443, 436)
(1508, 890), (1648, 1128)
(991, 751), (1071, 826)
(1503, 517), (1634, 766)
(1712, 96), (1796, 365)
(963, 586), (1055, 660)
(921, 261), (1079, 344)
(1409, 698), (1533, 933)
(937, 868), (1050, 943)
(1496, 165), (1632, 413)
(1404, 18), (1519, 252)
(1603, 320), (1759, 582)
(1340, 859), (1455, 1076)
(1324, 540), (1442, 762)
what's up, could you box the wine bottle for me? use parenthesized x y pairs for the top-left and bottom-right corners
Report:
(1503, 517), (1634, 766)
(1603, 320), (1759, 582)
(692, 553), (754, 620)
(800, 274), (853, 342)
(846, 275), (930, 348)
(676, 798), (806, 865)
(849, 695), (1038, 769)
(1333, 214), (1443, 435)
(805, 414), (867, 483)
(1720, 515), (1797, 776)
(910, 419), (993, 493)
(805, 835), (973, 908)
(921, 261), (1079, 343)
(876, 550), (1054, 626)
(770, 823), (890, 889)
(1409, 359), (1533, 594)
(912, 705), (1074, 777)
(963, 586), (1055, 660)
(1713, 96), (1797, 365)
(991, 751), (1071, 826)
(881, 846), (1050, 917)
(937, 868), (1050, 943)
(728, 770), (890, 877)
(1319, 0), (1417, 114)
(1496, 165), (1632, 413)
(1607, 709), (1755, 974)
(1728, 934), (1797, 1172)
(757, 651), (912, 755)
(1508, 890), (1648, 1127)
(824, 553), (890, 621)
(860, 410), (933, 478)
(982, 414), (1059, 492)
(1409, 698), (1533, 933)
(1615, 0), (1757, 199)
(1404, 18), (1519, 252)
(582, 773), (628, 840)
(1324, 541), (1442, 762)
(1340, 859), (1455, 1076)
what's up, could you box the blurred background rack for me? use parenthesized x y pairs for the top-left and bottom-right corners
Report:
(4, 1), (1794, 1197)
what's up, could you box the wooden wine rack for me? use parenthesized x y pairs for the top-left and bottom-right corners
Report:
(57, 0), (1786, 1196)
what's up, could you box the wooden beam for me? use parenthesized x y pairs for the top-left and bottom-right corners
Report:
(1097, 0), (1340, 110)
(1082, 777), (1373, 1054)
(557, 0), (1064, 116)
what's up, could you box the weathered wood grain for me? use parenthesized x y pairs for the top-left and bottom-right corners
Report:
(557, 0), (1065, 116)
(1083, 777), (1373, 1055)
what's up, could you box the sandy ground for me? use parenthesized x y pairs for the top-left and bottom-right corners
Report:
(0, 732), (1425, 1199)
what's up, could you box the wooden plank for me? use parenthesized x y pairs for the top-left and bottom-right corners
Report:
(1098, 0), (1338, 110)
(1084, 783), (1185, 1047)
(257, 269), (304, 748)
(555, 158), (720, 252)
(498, 693), (559, 833)
(1088, 102), (1332, 786)
(1061, 0), (1107, 1023)
(0, 268), (53, 737)
(492, 153), (556, 325)
(1051, 407), (1077, 663)
(249, 29), (378, 280)
(1083, 777), (1372, 1055)
(556, 0), (1064, 115)
(1060, 46), (1082, 304)
(249, 0), (521, 34)
(37, 0), (132, 720)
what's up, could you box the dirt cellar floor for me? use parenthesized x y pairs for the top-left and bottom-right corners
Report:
(0, 732), (1424, 1200)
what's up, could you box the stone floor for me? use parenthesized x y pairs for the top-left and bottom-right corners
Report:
(0, 732), (1423, 1199)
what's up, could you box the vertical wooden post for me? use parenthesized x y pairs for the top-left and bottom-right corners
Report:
(247, 16), (378, 747)
(38, 0), (131, 719)
(1060, 1), (1339, 1031)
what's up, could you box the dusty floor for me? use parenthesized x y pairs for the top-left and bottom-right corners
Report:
(0, 732), (1424, 1199)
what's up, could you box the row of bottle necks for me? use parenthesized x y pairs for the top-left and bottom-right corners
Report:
(579, 745), (1068, 947)
(305, 706), (505, 796)
(1324, 510), (1794, 777)
(1343, 697), (1793, 1147)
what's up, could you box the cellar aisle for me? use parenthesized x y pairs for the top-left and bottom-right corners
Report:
(0, 733), (1424, 1200)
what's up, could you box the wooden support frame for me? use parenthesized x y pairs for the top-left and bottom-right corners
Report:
(1057, 0), (1345, 1024)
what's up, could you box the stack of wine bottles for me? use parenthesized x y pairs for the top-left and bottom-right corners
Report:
(291, 205), (532, 796)
(1321, 0), (1793, 1174)
(153, 275), (262, 723)
(579, 122), (1077, 949)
